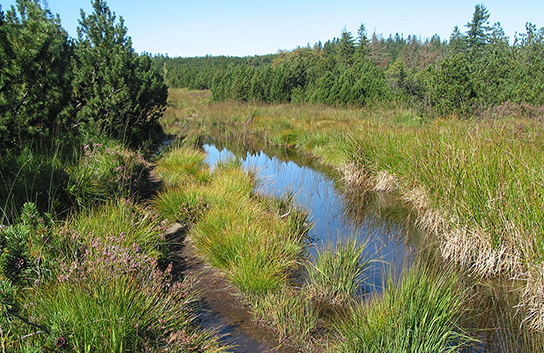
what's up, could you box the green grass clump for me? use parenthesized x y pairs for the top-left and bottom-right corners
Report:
(154, 147), (308, 297)
(154, 185), (209, 227)
(306, 238), (370, 305)
(1, 198), (225, 352)
(334, 261), (471, 353)
(252, 288), (318, 346)
(153, 146), (211, 188)
(192, 198), (305, 296)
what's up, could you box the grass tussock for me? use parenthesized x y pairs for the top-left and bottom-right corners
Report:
(153, 146), (211, 188)
(62, 198), (167, 260)
(252, 288), (318, 347)
(334, 260), (472, 352)
(306, 238), (370, 305)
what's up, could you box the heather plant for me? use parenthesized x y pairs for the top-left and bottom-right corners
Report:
(23, 248), (223, 352)
(1, 199), (225, 352)
(60, 198), (167, 262)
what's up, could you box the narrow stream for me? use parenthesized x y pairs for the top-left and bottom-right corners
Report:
(195, 143), (543, 352)
(204, 144), (421, 291)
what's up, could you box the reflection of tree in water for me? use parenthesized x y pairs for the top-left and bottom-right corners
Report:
(340, 182), (421, 246)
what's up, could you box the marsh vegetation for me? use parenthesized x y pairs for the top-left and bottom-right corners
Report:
(3, 0), (544, 351)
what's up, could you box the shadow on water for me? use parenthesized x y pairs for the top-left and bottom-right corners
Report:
(194, 141), (543, 352)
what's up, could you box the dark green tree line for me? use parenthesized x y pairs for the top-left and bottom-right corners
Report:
(159, 4), (544, 116)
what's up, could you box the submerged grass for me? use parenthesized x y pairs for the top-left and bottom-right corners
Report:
(252, 288), (318, 347)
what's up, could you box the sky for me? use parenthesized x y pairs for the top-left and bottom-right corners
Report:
(1, 0), (543, 57)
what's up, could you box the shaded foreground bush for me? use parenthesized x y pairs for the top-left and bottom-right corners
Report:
(0, 137), (154, 225)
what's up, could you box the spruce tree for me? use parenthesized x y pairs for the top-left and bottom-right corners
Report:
(466, 4), (491, 50)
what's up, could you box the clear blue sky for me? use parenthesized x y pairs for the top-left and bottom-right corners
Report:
(1, 0), (542, 57)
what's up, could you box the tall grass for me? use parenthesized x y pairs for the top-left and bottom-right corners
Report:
(334, 260), (472, 352)
(0, 137), (153, 225)
(66, 139), (152, 208)
(306, 238), (370, 305)
(153, 146), (211, 188)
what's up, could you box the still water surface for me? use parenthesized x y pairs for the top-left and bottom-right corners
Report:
(199, 143), (542, 352)
(204, 144), (420, 291)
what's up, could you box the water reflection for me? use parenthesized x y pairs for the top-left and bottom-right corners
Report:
(202, 143), (544, 352)
(203, 144), (420, 292)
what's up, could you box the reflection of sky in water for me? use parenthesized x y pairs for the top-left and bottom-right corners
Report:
(204, 144), (415, 291)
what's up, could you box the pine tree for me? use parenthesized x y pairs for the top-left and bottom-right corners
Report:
(0, 0), (73, 152)
(466, 4), (491, 50)
(72, 0), (167, 147)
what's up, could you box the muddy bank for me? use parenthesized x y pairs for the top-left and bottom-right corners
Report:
(168, 223), (305, 352)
